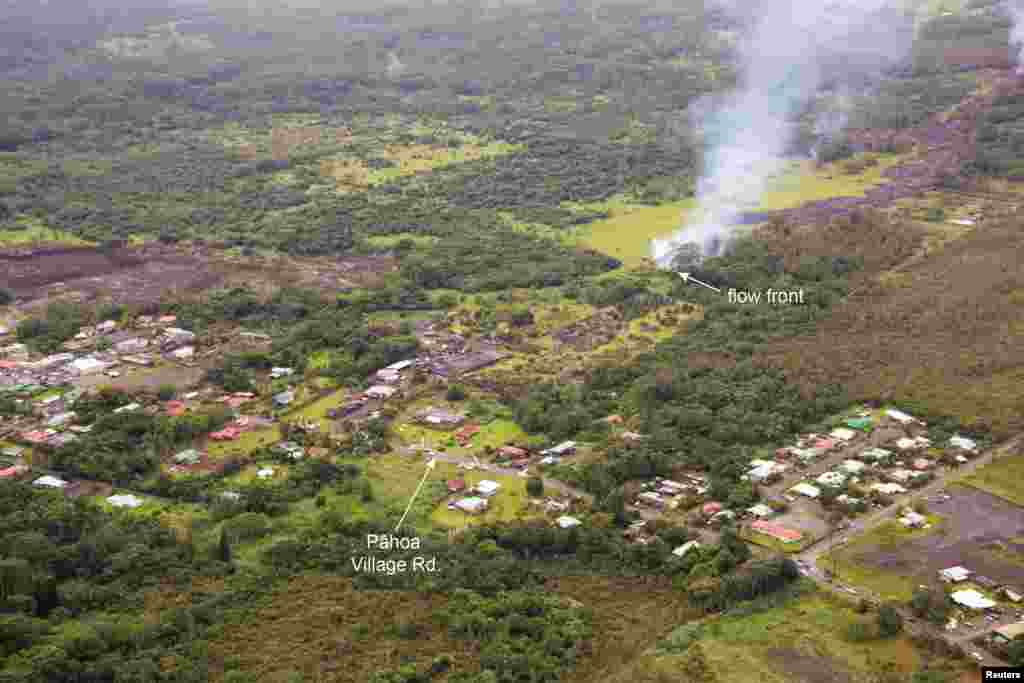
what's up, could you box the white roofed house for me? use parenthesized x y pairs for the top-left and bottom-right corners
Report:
(949, 435), (978, 452)
(273, 390), (295, 407)
(791, 483), (821, 499)
(816, 471), (847, 488)
(365, 385), (397, 400)
(951, 589), (996, 611)
(454, 496), (489, 514)
(672, 540), (701, 558)
(840, 459), (867, 476)
(829, 427), (857, 442)
(476, 480), (501, 497)
(940, 566), (972, 583)
(33, 475), (67, 489)
(557, 515), (582, 529)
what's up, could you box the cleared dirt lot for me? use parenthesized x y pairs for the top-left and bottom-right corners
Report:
(1, 244), (225, 307)
(858, 486), (1024, 587)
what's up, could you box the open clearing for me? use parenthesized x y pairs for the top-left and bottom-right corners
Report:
(823, 486), (1024, 601)
(958, 451), (1024, 506)
(604, 587), (954, 683)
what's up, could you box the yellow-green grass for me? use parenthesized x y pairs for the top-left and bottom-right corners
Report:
(430, 469), (535, 530)
(206, 427), (282, 460)
(362, 452), (461, 505)
(957, 454), (1024, 506)
(817, 514), (946, 602)
(756, 154), (906, 211)
(0, 216), (92, 246)
(364, 233), (440, 249)
(590, 304), (700, 355)
(221, 463), (292, 485)
(579, 199), (696, 267)
(286, 385), (350, 428)
(611, 589), (939, 683)
(470, 419), (527, 449)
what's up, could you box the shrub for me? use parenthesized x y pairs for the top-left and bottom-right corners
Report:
(157, 384), (177, 401)
(225, 512), (272, 541)
(446, 384), (467, 401)
(526, 476), (544, 497)
(0, 288), (12, 305)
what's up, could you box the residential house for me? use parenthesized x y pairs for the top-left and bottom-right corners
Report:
(69, 357), (108, 375)
(170, 346), (194, 361)
(750, 520), (803, 543)
(949, 435), (978, 452)
(940, 566), (972, 583)
(365, 385), (397, 400)
(673, 540), (701, 558)
(114, 338), (148, 354)
(107, 494), (143, 508)
(270, 367), (294, 379)
(841, 459), (867, 476)
(385, 359), (415, 372)
(173, 449), (202, 465)
(476, 480), (501, 497)
(951, 589), (995, 610)
(420, 408), (465, 427)
(886, 409), (917, 425)
(276, 441), (305, 459)
(33, 475), (67, 489)
(257, 468), (275, 479)
(993, 622), (1024, 643)
(791, 483), (821, 499)
(447, 479), (467, 494)
(113, 402), (141, 414)
(498, 446), (528, 459)
(747, 503), (774, 518)
(639, 491), (666, 509)
(900, 511), (927, 528)
(870, 482), (907, 495)
(557, 515), (582, 529)
(701, 501), (723, 516)
(454, 496), (489, 514)
(830, 427), (857, 442)
(273, 390), (295, 407)
(860, 447), (893, 463)
(912, 458), (933, 471)
(896, 436), (931, 451)
(541, 441), (577, 457)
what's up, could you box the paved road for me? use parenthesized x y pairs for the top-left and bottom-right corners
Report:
(792, 435), (1024, 666)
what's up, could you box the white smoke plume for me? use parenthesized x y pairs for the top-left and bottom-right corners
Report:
(654, 0), (917, 265)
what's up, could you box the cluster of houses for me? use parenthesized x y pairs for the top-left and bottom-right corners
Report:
(445, 478), (502, 515)
(780, 409), (979, 505)
(939, 565), (1022, 613)
(0, 319), (197, 392)
(634, 475), (709, 512)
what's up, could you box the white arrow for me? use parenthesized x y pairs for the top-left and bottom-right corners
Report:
(677, 272), (722, 293)
(394, 457), (436, 532)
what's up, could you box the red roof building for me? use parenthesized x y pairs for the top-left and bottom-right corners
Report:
(165, 400), (187, 417)
(751, 520), (804, 543)
(702, 501), (723, 517)
(447, 479), (467, 493)
(498, 446), (528, 459)
(0, 465), (28, 478)
(210, 426), (242, 441)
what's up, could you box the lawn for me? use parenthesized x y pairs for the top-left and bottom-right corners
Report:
(0, 215), (93, 246)
(287, 387), (350, 429)
(206, 427), (282, 460)
(606, 585), (959, 683)
(817, 514), (946, 602)
(579, 199), (696, 267)
(958, 452), (1024, 506)
(756, 154), (906, 211)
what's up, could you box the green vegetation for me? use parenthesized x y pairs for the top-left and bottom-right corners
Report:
(958, 453), (1024, 506)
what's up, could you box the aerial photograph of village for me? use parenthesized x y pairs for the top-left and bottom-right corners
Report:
(2, 0), (1024, 681)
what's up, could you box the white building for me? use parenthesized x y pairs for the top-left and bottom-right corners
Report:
(949, 435), (978, 452)
(940, 566), (972, 583)
(860, 447), (893, 463)
(107, 494), (143, 509)
(270, 367), (294, 379)
(33, 475), (67, 489)
(557, 515), (582, 529)
(951, 589), (995, 610)
(385, 359), (415, 372)
(365, 385), (397, 400)
(476, 480), (501, 497)
(900, 511), (927, 528)
(841, 459), (867, 475)
(455, 496), (489, 514)
(70, 356), (108, 375)
(672, 540), (701, 558)
(170, 346), (195, 360)
(791, 483), (821, 499)
(886, 409), (917, 425)
(830, 427), (857, 442)
(541, 441), (577, 457)
(747, 503), (774, 518)
(870, 482), (907, 495)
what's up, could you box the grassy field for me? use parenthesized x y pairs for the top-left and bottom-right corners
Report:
(957, 452), (1024, 506)
(0, 216), (93, 246)
(817, 515), (946, 602)
(206, 427), (282, 460)
(756, 155), (905, 211)
(605, 585), (958, 683)
(578, 199), (695, 267)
